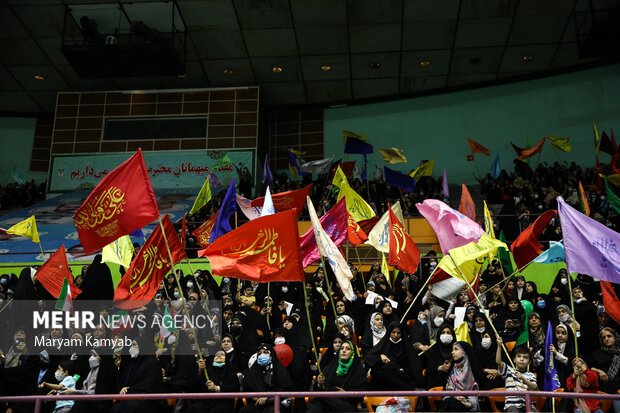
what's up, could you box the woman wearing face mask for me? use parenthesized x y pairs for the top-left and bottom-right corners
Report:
(229, 313), (259, 369)
(556, 304), (580, 335)
(361, 312), (386, 356)
(534, 293), (551, 320)
(469, 313), (489, 346)
(424, 324), (457, 389)
(437, 342), (483, 412)
(60, 349), (114, 413)
(280, 317), (313, 392)
(475, 332), (504, 390)
(548, 270), (571, 309)
(220, 333), (243, 376)
(411, 306), (446, 355)
(550, 323), (576, 386)
(365, 322), (423, 390)
(572, 286), (600, 355)
(187, 350), (239, 413)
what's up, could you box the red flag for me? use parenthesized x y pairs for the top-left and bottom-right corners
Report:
(181, 213), (187, 249)
(347, 210), (368, 245)
(428, 267), (451, 284)
(612, 144), (620, 175)
(600, 131), (617, 156)
(510, 210), (556, 269)
(467, 138), (490, 155)
(388, 204), (420, 274)
(299, 197), (347, 268)
(192, 212), (219, 248)
(458, 184), (476, 221)
(114, 214), (186, 310)
(198, 210), (304, 283)
(358, 216), (381, 234)
(250, 184), (313, 217)
(511, 137), (546, 160)
(73, 149), (160, 255)
(601, 281), (620, 325)
(37, 245), (82, 298)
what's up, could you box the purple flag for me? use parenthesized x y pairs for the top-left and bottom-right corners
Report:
(129, 228), (144, 237)
(299, 197), (347, 268)
(442, 167), (449, 199)
(558, 196), (620, 282)
(207, 172), (223, 188)
(262, 154), (273, 187)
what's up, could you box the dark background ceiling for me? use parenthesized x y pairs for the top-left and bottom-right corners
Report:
(1, 0), (619, 114)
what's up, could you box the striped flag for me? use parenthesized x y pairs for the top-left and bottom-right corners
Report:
(55, 278), (73, 312)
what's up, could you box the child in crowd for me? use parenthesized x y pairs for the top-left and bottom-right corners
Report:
(496, 337), (538, 412)
(38, 359), (76, 413)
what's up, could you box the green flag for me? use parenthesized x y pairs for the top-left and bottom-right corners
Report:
(498, 230), (514, 275)
(189, 179), (212, 216)
(604, 176), (620, 215)
(515, 300), (533, 347)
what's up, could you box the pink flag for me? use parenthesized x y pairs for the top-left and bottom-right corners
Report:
(416, 199), (485, 254)
(300, 197), (348, 268)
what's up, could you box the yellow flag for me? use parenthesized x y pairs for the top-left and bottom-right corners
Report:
(337, 182), (376, 222)
(483, 201), (495, 239)
(332, 165), (348, 188)
(548, 136), (572, 152)
(189, 178), (212, 216)
(381, 252), (391, 287)
(342, 130), (366, 144)
(7, 215), (39, 243)
(594, 121), (600, 154)
(378, 148), (407, 164)
(454, 321), (472, 345)
(438, 234), (507, 283)
(409, 159), (435, 180)
(102, 235), (133, 269)
(609, 174), (620, 186)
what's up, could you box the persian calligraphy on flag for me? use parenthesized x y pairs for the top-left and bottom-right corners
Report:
(192, 212), (219, 248)
(299, 197), (347, 268)
(409, 159), (434, 180)
(438, 234), (507, 283)
(337, 182), (376, 222)
(367, 201), (404, 253)
(388, 203), (420, 275)
(102, 235), (134, 269)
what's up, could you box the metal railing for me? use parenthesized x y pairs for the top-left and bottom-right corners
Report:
(2, 389), (619, 413)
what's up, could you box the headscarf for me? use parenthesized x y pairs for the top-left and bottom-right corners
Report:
(600, 328), (620, 379)
(369, 312), (386, 346)
(445, 342), (478, 391)
(556, 304), (574, 321)
(338, 315), (356, 336)
(427, 306), (445, 342)
(572, 358), (592, 413)
(528, 312), (546, 348)
(336, 340), (355, 376)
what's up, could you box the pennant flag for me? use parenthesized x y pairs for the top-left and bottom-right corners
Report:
(511, 136), (546, 160)
(337, 182), (376, 222)
(467, 138), (490, 155)
(207, 172), (223, 188)
(344, 137), (373, 154)
(260, 187), (276, 217)
(384, 166), (416, 192)
(409, 159), (434, 181)
(102, 235), (134, 269)
(236, 194), (262, 221)
(416, 199), (485, 255)
(55, 278), (74, 313)
(559, 196), (620, 283)
(498, 230), (514, 275)
(578, 181), (590, 216)
(342, 130), (367, 143)
(199, 210), (304, 283)
(367, 201), (405, 253)
(347, 210), (368, 245)
(114, 214), (186, 309)
(438, 234), (507, 283)
(600, 130), (617, 156)
(609, 174), (620, 186)
(332, 165), (348, 188)
(287, 148), (307, 179)
(37, 244), (82, 299)
(454, 322), (472, 346)
(6, 215), (40, 243)
(458, 184), (476, 221)
(299, 197), (347, 268)
(378, 148), (407, 164)
(483, 201), (495, 239)
(189, 178), (212, 216)
(210, 178), (237, 243)
(262, 154), (273, 187)
(548, 136), (572, 152)
(533, 240), (565, 264)
(491, 154), (500, 179)
(192, 212), (219, 248)
(510, 209), (556, 269)
(73, 149), (160, 255)
(604, 176), (620, 215)
(300, 157), (334, 175)
(442, 167), (449, 198)
(129, 228), (144, 237)
(594, 120), (601, 154)
(10, 164), (26, 185)
(388, 203), (420, 275)
(306, 197), (355, 300)
(601, 281), (620, 325)
(381, 252), (391, 286)
(250, 183), (313, 217)
(544, 320), (561, 391)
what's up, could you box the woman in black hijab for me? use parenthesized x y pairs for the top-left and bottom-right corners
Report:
(424, 324), (457, 389)
(77, 254), (114, 300)
(187, 350), (239, 413)
(319, 333), (346, 371)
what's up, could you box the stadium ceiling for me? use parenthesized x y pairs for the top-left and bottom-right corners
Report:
(0, 0), (619, 113)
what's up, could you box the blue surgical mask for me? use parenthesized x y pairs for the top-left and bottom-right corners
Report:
(257, 354), (271, 366)
(212, 361), (225, 368)
(0, 278), (7, 285)
(537, 301), (546, 309)
(173, 291), (180, 299)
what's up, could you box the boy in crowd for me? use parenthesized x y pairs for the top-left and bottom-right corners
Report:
(496, 337), (538, 412)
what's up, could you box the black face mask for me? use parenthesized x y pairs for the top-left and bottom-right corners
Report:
(230, 325), (243, 335)
(39, 359), (49, 369)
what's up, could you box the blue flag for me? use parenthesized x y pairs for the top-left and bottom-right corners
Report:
(210, 178), (237, 243)
(384, 166), (416, 192)
(262, 154), (273, 187)
(491, 154), (500, 179)
(286, 150), (308, 178)
(344, 137), (373, 154)
(129, 228), (144, 237)
(533, 240), (565, 264)
(544, 320), (561, 391)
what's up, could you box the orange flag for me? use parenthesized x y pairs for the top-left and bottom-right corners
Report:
(192, 212), (219, 248)
(37, 245), (82, 299)
(198, 210), (304, 283)
(468, 138), (490, 155)
(73, 149), (160, 255)
(578, 181), (590, 216)
(347, 210), (368, 245)
(114, 214), (186, 310)
(458, 184), (476, 221)
(250, 184), (313, 217)
(388, 204), (420, 274)
(511, 137), (546, 160)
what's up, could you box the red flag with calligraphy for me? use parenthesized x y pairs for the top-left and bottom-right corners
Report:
(388, 204), (420, 274)
(114, 214), (186, 310)
(510, 209), (556, 269)
(73, 149), (160, 255)
(192, 212), (219, 248)
(37, 244), (82, 299)
(458, 183), (476, 221)
(299, 197), (347, 268)
(250, 184), (312, 217)
(347, 210), (368, 245)
(198, 209), (304, 282)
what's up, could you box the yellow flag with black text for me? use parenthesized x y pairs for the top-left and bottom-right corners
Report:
(337, 182), (375, 222)
(102, 235), (134, 269)
(7, 215), (39, 243)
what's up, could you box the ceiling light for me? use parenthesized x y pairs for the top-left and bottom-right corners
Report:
(34, 75), (45, 80)
(272, 66), (283, 73)
(522, 55), (534, 62)
(370, 63), (381, 69)
(419, 60), (431, 67)
(177, 73), (187, 78)
(223, 68), (235, 75)
(321, 65), (331, 72)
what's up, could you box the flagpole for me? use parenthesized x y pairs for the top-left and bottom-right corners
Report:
(0, 298), (13, 314)
(266, 282), (271, 330)
(158, 217), (209, 381)
(354, 247), (367, 292)
(301, 281), (322, 374)
(567, 274), (580, 359)
(38, 242), (44, 258)
(320, 256), (339, 322)
(183, 258), (204, 294)
(399, 265), (438, 324)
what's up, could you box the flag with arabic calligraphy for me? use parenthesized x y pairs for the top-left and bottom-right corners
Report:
(192, 212), (219, 248)
(438, 234), (507, 283)
(299, 197), (347, 268)
(73, 149), (160, 255)
(198, 209), (304, 283)
(388, 204), (420, 274)
(250, 183), (312, 217)
(337, 182), (376, 222)
(367, 201), (404, 253)
(347, 210), (368, 245)
(114, 214), (186, 310)
(37, 244), (82, 299)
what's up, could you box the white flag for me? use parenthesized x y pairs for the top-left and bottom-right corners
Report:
(260, 187), (276, 217)
(236, 194), (262, 221)
(306, 196), (355, 300)
(300, 157), (334, 174)
(366, 201), (405, 253)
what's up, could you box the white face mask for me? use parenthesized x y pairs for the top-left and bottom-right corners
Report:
(481, 338), (492, 349)
(274, 337), (286, 345)
(167, 334), (177, 345)
(440, 334), (453, 344)
(559, 314), (569, 322)
(561, 278), (568, 285)
(282, 286), (289, 293)
(89, 356), (100, 369)
(434, 317), (444, 327)
(187, 281), (194, 288)
(55, 371), (66, 382)
(129, 346), (140, 358)
(476, 327), (485, 333)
